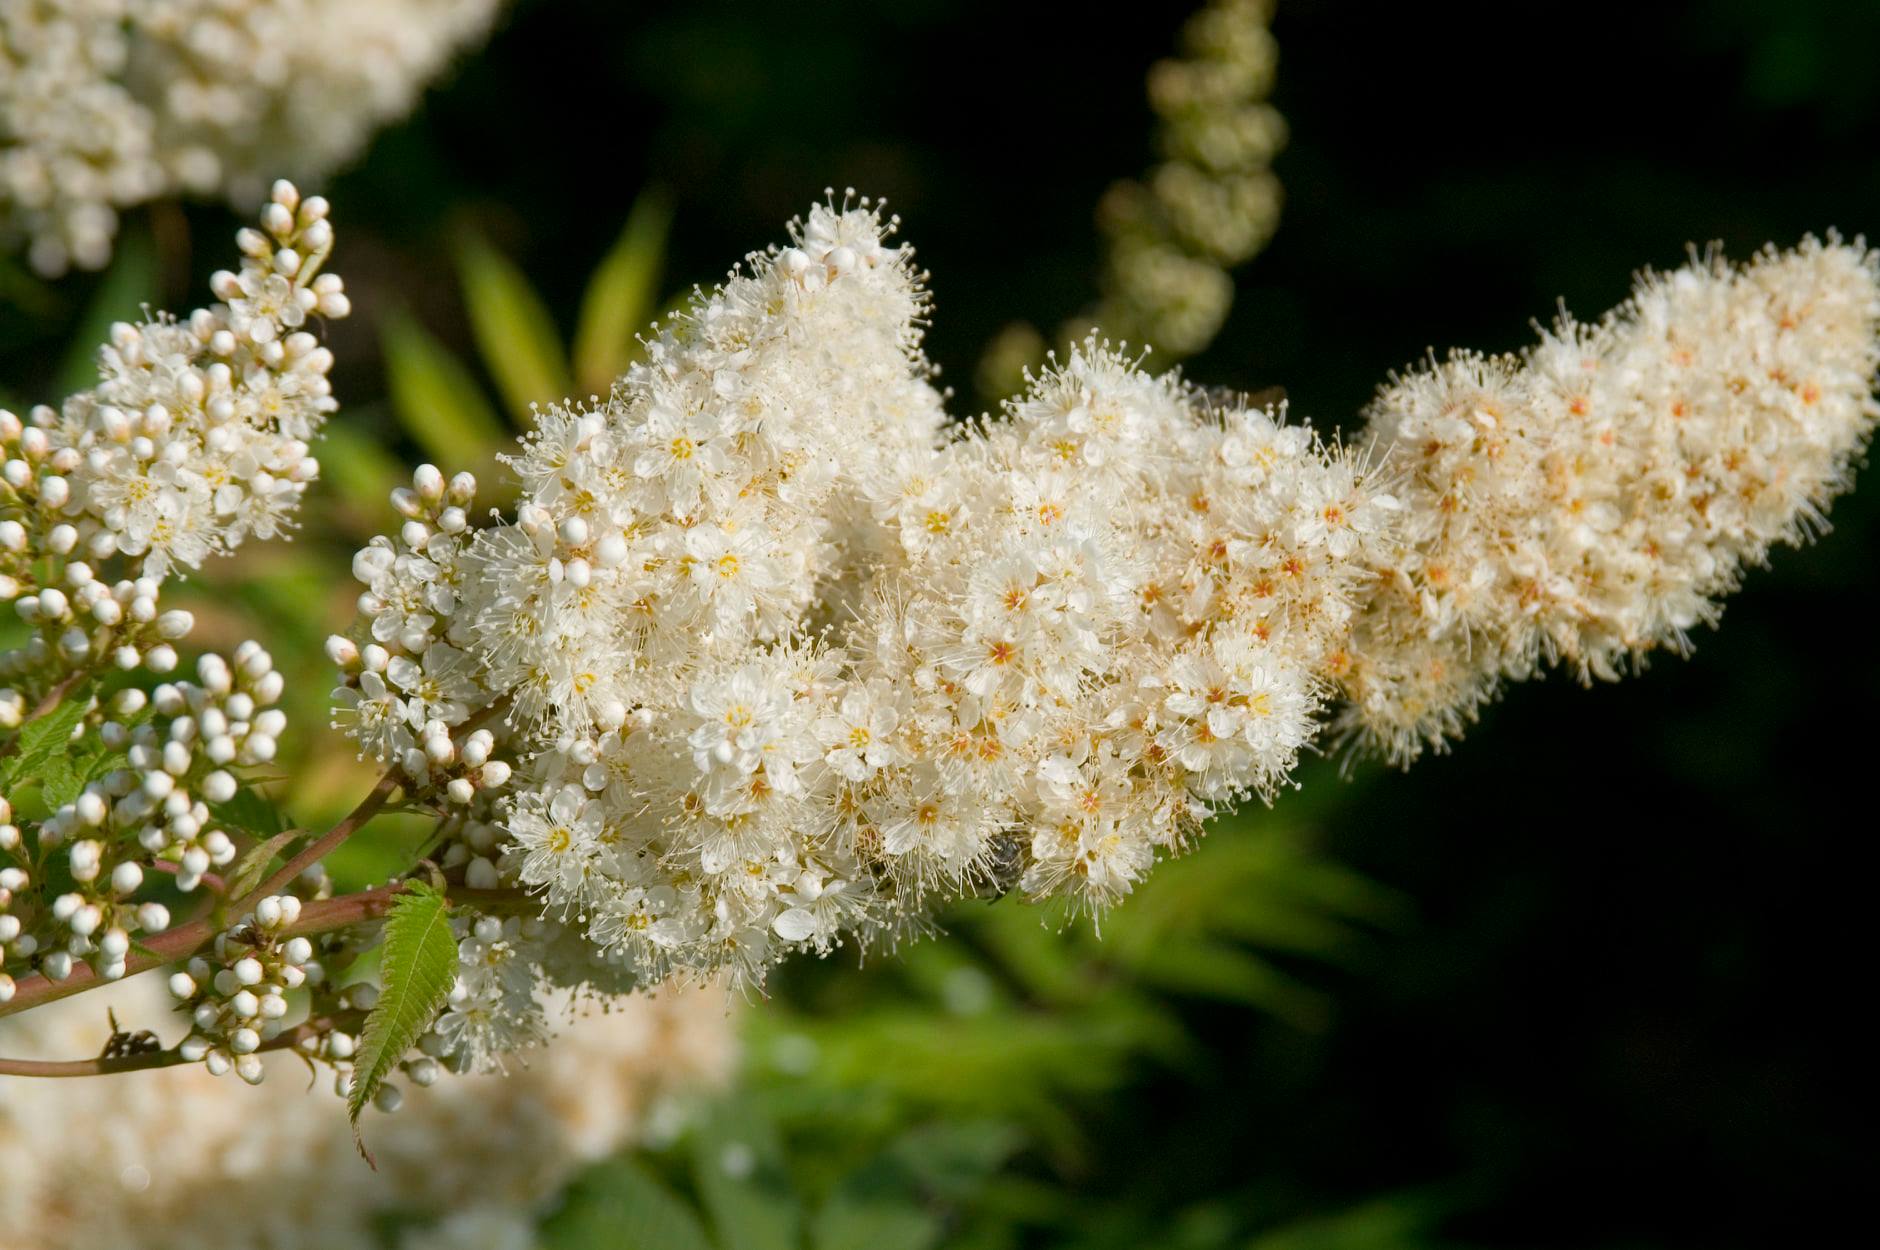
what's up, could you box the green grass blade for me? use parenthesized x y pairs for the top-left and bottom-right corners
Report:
(456, 232), (571, 419)
(573, 187), (671, 395)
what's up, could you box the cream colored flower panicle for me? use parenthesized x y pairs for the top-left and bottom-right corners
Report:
(334, 200), (1878, 1059)
(845, 346), (1392, 916)
(332, 197), (1398, 1023)
(0, 976), (731, 1250)
(332, 196), (950, 1017)
(0, 0), (501, 274)
(1339, 237), (1880, 762)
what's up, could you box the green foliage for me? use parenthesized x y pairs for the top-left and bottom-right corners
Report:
(1245, 1194), (1463, 1250)
(454, 231), (572, 419)
(36, 739), (111, 811)
(0, 688), (93, 793)
(53, 227), (157, 399)
(544, 1103), (1023, 1250)
(531, 800), (1409, 1250)
(221, 828), (302, 903)
(211, 785), (292, 839)
(379, 308), (511, 472)
(574, 188), (672, 394)
(348, 880), (457, 1160)
(688, 1100), (802, 1250)
(542, 1158), (716, 1250)
(316, 414), (407, 520)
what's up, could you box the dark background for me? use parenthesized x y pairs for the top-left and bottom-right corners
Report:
(6, 2), (1875, 1245)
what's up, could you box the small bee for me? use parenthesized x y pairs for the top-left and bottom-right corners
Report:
(99, 1008), (163, 1060)
(976, 833), (1028, 899)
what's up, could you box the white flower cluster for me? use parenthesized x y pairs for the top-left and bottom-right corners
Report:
(0, 0), (501, 273)
(0, 642), (287, 1002)
(1339, 238), (1880, 760)
(166, 892), (315, 1084)
(334, 203), (1879, 1033)
(0, 974), (732, 1250)
(5, 180), (347, 580)
(2, 186), (341, 1017)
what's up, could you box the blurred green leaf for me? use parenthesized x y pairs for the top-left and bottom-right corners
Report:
(222, 828), (302, 902)
(323, 810), (434, 893)
(690, 1100), (802, 1250)
(574, 187), (672, 395)
(1246, 1192), (1459, 1250)
(348, 880), (455, 1160)
(380, 309), (510, 471)
(211, 786), (292, 839)
(316, 412), (406, 518)
(54, 228), (157, 399)
(456, 231), (571, 419)
(0, 253), (59, 322)
(813, 1159), (941, 1250)
(885, 1121), (1023, 1203)
(542, 1158), (717, 1250)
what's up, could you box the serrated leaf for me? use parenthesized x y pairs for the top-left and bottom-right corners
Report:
(348, 880), (457, 1161)
(211, 786), (291, 838)
(541, 1158), (716, 1250)
(2, 688), (93, 790)
(574, 188), (671, 395)
(456, 232), (571, 420)
(223, 828), (303, 903)
(690, 1100), (800, 1250)
(54, 228), (158, 399)
(37, 752), (89, 809)
(380, 309), (510, 472)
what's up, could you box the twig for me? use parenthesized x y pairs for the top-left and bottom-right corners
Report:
(0, 765), (402, 1020)
(250, 766), (403, 903)
(0, 1011), (363, 1080)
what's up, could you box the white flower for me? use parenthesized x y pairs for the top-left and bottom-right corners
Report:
(507, 786), (604, 903)
(814, 681), (904, 782)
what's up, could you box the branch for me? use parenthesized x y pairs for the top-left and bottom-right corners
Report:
(0, 765), (403, 1020)
(0, 886), (527, 1077)
(251, 765), (403, 903)
(0, 1011), (364, 1079)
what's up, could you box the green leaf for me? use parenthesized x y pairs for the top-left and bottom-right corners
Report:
(574, 188), (671, 395)
(456, 232), (571, 420)
(222, 828), (303, 903)
(35, 755), (82, 809)
(813, 1157), (941, 1250)
(315, 413), (405, 517)
(211, 786), (291, 838)
(380, 309), (510, 472)
(885, 1121), (1022, 1203)
(36, 737), (111, 809)
(690, 1100), (801, 1250)
(2, 689), (92, 791)
(541, 1158), (716, 1250)
(54, 227), (158, 399)
(347, 880), (457, 1161)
